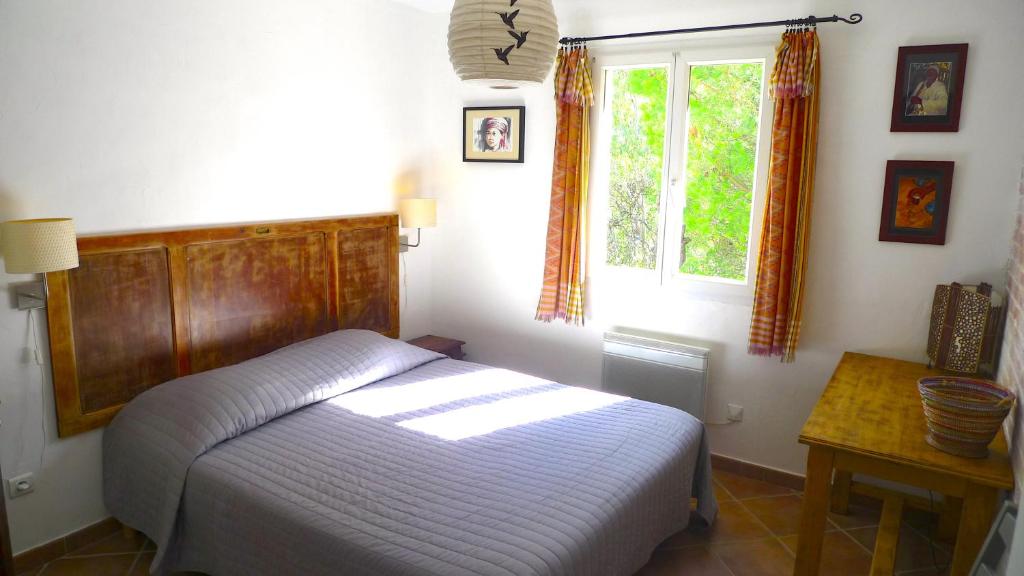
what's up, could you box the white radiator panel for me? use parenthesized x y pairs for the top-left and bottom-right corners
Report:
(602, 332), (709, 420)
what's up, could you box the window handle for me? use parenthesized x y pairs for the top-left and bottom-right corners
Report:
(671, 178), (683, 196)
(670, 178), (686, 209)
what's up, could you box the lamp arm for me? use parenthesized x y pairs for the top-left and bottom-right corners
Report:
(400, 228), (422, 248)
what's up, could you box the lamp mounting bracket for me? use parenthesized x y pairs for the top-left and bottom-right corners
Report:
(14, 281), (46, 310)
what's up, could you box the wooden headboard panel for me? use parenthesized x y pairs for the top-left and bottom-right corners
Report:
(45, 214), (400, 437)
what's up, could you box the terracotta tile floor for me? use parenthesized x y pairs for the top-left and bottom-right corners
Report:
(639, 470), (952, 576)
(17, 470), (952, 576)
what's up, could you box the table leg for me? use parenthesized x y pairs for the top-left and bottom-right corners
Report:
(949, 483), (998, 576)
(794, 445), (835, 576)
(830, 470), (852, 514)
(937, 495), (962, 542)
(869, 495), (903, 576)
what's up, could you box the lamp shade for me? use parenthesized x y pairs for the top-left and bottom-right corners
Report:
(448, 0), (559, 89)
(1, 218), (79, 274)
(399, 199), (437, 229)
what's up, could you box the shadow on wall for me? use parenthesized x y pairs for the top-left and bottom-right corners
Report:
(394, 160), (451, 211)
(394, 168), (423, 202)
(457, 319), (732, 394)
(0, 187), (29, 302)
(456, 318), (602, 380)
(0, 187), (27, 220)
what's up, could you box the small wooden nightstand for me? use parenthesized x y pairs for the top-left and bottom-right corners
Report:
(407, 335), (466, 360)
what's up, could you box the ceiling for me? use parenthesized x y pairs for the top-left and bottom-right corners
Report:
(389, 0), (596, 13)
(390, 0), (776, 16)
(389, 0), (453, 12)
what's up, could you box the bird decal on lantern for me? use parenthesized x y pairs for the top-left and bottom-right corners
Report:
(492, 4), (521, 66)
(508, 30), (529, 48)
(494, 44), (514, 65)
(495, 9), (519, 30)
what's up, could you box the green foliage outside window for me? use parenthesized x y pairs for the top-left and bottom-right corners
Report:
(680, 63), (763, 281)
(606, 67), (668, 270)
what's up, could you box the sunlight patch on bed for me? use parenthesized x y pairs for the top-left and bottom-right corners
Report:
(396, 387), (628, 441)
(327, 369), (550, 417)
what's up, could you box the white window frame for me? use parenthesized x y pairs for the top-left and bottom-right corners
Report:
(590, 51), (677, 289)
(590, 41), (775, 306)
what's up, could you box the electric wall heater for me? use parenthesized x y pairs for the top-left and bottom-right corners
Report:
(601, 331), (709, 421)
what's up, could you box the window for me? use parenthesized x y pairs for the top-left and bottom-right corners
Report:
(593, 46), (772, 298)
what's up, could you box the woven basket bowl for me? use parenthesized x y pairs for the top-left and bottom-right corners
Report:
(917, 376), (1015, 458)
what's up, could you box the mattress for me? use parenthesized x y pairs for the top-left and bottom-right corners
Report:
(104, 330), (717, 576)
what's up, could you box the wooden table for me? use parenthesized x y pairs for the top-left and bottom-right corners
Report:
(795, 352), (1014, 576)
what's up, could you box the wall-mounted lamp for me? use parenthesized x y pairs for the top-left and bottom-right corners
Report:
(1, 218), (80, 309)
(398, 199), (437, 253)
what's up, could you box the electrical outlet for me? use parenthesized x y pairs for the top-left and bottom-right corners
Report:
(7, 473), (35, 498)
(727, 404), (744, 422)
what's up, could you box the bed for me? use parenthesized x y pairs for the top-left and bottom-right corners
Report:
(43, 215), (716, 575)
(104, 330), (717, 576)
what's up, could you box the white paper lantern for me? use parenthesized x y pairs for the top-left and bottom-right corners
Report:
(448, 0), (559, 89)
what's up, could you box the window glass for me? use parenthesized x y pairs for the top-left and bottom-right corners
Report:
(679, 62), (764, 281)
(604, 67), (670, 270)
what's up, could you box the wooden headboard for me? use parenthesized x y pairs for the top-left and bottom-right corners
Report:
(45, 214), (400, 437)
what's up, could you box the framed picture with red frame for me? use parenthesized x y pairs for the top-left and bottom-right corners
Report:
(890, 43), (968, 132)
(879, 160), (954, 245)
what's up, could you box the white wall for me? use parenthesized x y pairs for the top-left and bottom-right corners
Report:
(424, 0), (1024, 478)
(0, 0), (439, 553)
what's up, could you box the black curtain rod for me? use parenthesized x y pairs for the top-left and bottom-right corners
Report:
(558, 13), (863, 45)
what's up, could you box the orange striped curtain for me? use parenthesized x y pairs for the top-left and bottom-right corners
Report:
(748, 30), (820, 362)
(535, 46), (594, 325)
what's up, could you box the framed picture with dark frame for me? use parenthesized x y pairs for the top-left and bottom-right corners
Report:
(463, 106), (525, 163)
(879, 160), (955, 245)
(890, 43), (968, 132)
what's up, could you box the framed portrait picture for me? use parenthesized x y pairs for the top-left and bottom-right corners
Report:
(890, 43), (968, 132)
(879, 160), (955, 245)
(463, 106), (525, 163)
